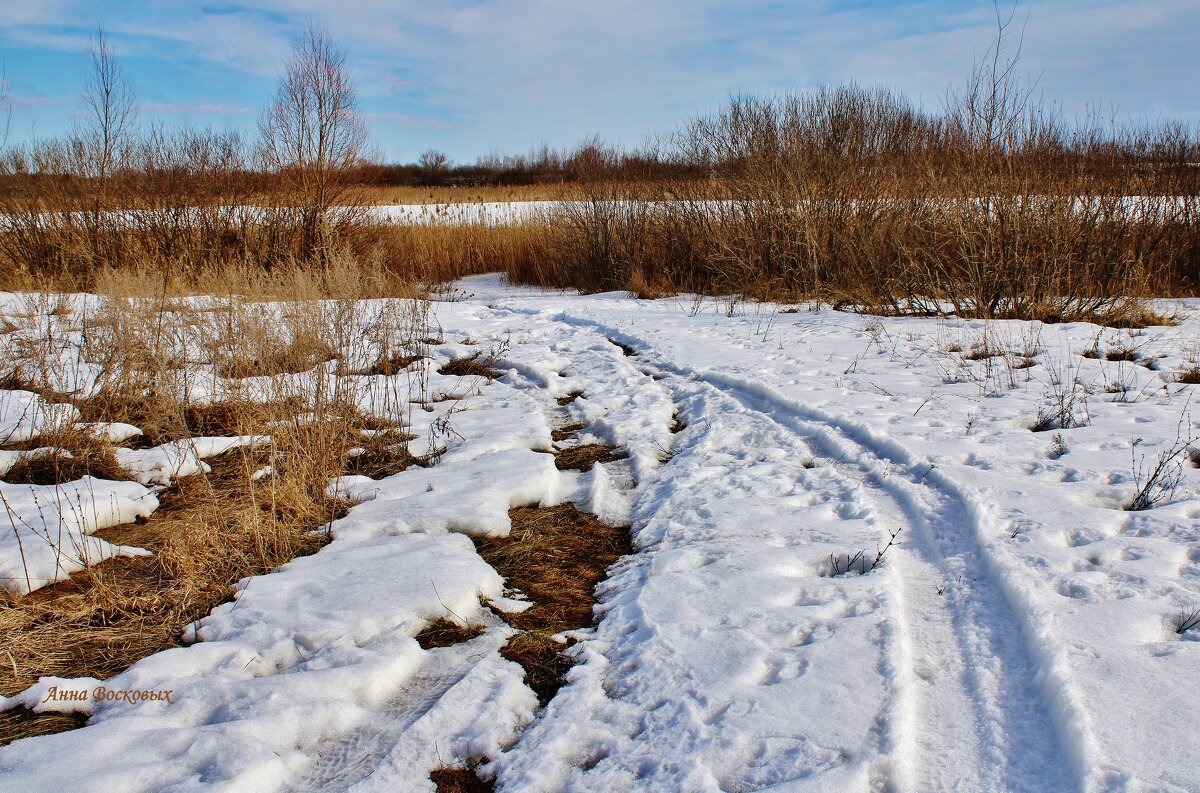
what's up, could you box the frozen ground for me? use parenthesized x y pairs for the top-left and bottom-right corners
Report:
(1, 276), (1199, 792)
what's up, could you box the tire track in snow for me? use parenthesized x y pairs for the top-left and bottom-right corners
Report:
(535, 311), (1082, 793)
(291, 634), (519, 793)
(292, 313), (673, 792)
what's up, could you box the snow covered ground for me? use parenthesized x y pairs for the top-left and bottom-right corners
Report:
(2, 276), (1199, 792)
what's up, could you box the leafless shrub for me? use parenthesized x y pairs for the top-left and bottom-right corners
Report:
(1032, 353), (1090, 431)
(1047, 432), (1068, 459)
(1176, 607), (1200, 636)
(828, 528), (902, 576)
(256, 23), (371, 262)
(1124, 435), (1195, 511)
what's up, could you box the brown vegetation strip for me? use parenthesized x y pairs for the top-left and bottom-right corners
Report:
(0, 710), (88, 748)
(1, 429), (131, 485)
(438, 355), (502, 381)
(553, 443), (625, 472)
(354, 353), (426, 377)
(550, 422), (585, 443)
(555, 391), (583, 406)
(473, 504), (631, 706)
(343, 429), (422, 480)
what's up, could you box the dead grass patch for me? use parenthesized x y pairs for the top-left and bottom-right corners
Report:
(438, 354), (501, 381)
(555, 391), (583, 406)
(1, 428), (131, 485)
(550, 422), (585, 443)
(0, 710), (89, 748)
(430, 765), (494, 793)
(473, 504), (630, 705)
(214, 335), (336, 380)
(553, 443), (625, 472)
(341, 353), (426, 377)
(962, 345), (1004, 361)
(1177, 366), (1200, 385)
(343, 432), (422, 480)
(1104, 347), (1140, 362)
(414, 618), (486, 650)
(0, 449), (343, 746)
(67, 393), (308, 447)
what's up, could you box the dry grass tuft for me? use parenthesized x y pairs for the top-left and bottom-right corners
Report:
(342, 429), (422, 479)
(553, 443), (625, 472)
(342, 352), (426, 377)
(430, 765), (494, 793)
(1, 429), (131, 485)
(1177, 366), (1200, 385)
(550, 422), (585, 443)
(438, 354), (502, 381)
(0, 710), (89, 747)
(215, 335), (336, 380)
(414, 618), (486, 650)
(473, 504), (630, 705)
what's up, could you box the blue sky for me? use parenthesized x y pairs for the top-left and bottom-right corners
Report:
(1, 1), (1196, 164)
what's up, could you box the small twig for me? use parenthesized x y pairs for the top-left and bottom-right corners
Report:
(431, 579), (468, 627)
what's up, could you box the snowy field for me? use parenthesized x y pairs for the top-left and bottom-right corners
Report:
(1, 275), (1199, 792)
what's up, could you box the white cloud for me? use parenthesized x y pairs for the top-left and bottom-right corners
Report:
(0, 0), (1195, 159)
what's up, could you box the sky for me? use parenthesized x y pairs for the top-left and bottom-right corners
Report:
(0, 1), (1196, 165)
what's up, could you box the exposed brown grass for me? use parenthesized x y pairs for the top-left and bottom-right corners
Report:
(553, 443), (625, 472)
(669, 413), (686, 434)
(430, 765), (495, 793)
(1177, 366), (1200, 385)
(438, 353), (502, 381)
(0, 447), (343, 746)
(414, 618), (486, 650)
(0, 289), (429, 746)
(550, 423), (585, 443)
(1, 427), (131, 485)
(342, 429), (422, 479)
(0, 711), (89, 747)
(341, 353), (426, 377)
(474, 504), (631, 705)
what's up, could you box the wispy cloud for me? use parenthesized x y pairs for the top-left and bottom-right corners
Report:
(8, 95), (60, 109)
(0, 1), (1195, 160)
(137, 101), (253, 116)
(361, 111), (457, 130)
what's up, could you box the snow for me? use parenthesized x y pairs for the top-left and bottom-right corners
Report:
(0, 477), (158, 594)
(0, 389), (79, 444)
(76, 421), (144, 443)
(2, 279), (1199, 791)
(115, 436), (267, 487)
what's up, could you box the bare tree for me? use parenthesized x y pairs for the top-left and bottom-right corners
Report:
(76, 29), (137, 264)
(258, 23), (369, 261)
(947, 0), (1037, 154)
(417, 148), (450, 184)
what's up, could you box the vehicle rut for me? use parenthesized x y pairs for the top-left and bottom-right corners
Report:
(538, 312), (1081, 792)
